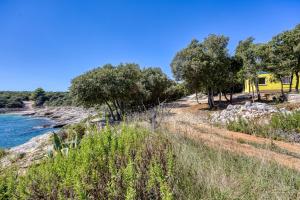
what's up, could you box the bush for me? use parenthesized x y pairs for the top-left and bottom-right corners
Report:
(0, 149), (6, 159)
(227, 118), (272, 138)
(270, 111), (300, 132)
(5, 97), (24, 108)
(1, 123), (300, 199)
(0, 96), (24, 108)
(44, 92), (73, 107)
(165, 83), (188, 102)
(0, 125), (175, 199)
(0, 92), (30, 108)
(227, 111), (300, 141)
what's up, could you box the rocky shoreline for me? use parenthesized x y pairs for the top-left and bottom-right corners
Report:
(0, 105), (97, 170)
(24, 106), (97, 128)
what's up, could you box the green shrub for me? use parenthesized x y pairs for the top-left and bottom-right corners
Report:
(0, 124), (176, 199)
(271, 111), (300, 132)
(0, 149), (6, 159)
(227, 118), (272, 138)
(227, 111), (300, 141)
(0, 96), (24, 108)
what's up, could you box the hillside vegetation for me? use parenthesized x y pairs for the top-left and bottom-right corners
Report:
(0, 90), (72, 108)
(1, 123), (300, 199)
(0, 91), (29, 108)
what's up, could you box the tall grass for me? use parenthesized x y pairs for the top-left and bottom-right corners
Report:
(1, 123), (300, 199)
(169, 132), (300, 199)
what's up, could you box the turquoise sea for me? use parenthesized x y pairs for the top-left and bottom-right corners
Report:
(0, 114), (56, 148)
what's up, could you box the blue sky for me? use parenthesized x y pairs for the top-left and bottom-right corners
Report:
(0, 0), (299, 91)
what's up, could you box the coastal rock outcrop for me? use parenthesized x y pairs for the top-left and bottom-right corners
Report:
(31, 106), (97, 127)
(0, 133), (53, 170)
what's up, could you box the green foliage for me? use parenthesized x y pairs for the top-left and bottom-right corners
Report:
(227, 111), (300, 140)
(227, 118), (272, 138)
(0, 148), (6, 159)
(70, 63), (180, 120)
(141, 67), (172, 105)
(53, 132), (63, 152)
(171, 35), (241, 108)
(0, 125), (175, 199)
(164, 82), (188, 101)
(0, 91), (72, 108)
(31, 88), (46, 107)
(270, 111), (300, 132)
(0, 91), (28, 108)
(1, 124), (300, 199)
(44, 92), (73, 107)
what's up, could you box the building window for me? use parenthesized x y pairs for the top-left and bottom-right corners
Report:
(258, 77), (266, 85)
(281, 76), (291, 84)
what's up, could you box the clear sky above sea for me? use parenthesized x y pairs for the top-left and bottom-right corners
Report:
(0, 0), (299, 91)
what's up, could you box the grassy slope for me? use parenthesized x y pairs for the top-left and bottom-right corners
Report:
(171, 132), (300, 199)
(1, 123), (300, 199)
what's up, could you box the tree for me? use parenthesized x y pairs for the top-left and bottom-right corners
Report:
(262, 24), (300, 94)
(70, 63), (175, 120)
(141, 67), (171, 106)
(222, 56), (243, 103)
(171, 35), (231, 109)
(236, 38), (264, 101)
(70, 65), (118, 120)
(31, 88), (46, 106)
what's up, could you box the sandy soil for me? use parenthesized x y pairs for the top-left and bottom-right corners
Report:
(164, 95), (300, 171)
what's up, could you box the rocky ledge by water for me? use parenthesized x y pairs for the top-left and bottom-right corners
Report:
(24, 106), (97, 128)
(0, 133), (53, 171)
(0, 106), (97, 170)
(211, 102), (289, 124)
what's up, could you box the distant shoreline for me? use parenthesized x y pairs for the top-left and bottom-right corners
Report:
(0, 101), (35, 115)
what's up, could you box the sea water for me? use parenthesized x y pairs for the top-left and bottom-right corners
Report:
(0, 114), (56, 148)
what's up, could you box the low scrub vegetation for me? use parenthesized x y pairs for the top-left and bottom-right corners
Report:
(0, 149), (6, 159)
(0, 90), (73, 108)
(1, 123), (300, 199)
(227, 110), (300, 140)
(270, 110), (300, 132)
(31, 88), (73, 107)
(0, 91), (28, 108)
(0, 124), (176, 199)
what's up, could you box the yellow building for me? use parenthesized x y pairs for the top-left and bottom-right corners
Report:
(244, 71), (297, 93)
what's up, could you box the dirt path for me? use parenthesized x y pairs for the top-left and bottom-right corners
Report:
(164, 97), (300, 171)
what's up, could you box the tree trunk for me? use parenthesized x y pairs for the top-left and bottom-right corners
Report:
(207, 88), (215, 109)
(223, 93), (230, 102)
(280, 78), (284, 96)
(105, 101), (116, 121)
(195, 91), (200, 104)
(218, 90), (222, 105)
(112, 101), (121, 120)
(254, 77), (261, 101)
(289, 73), (294, 93)
(251, 82), (255, 103)
(230, 87), (233, 103)
(116, 100), (123, 116)
(296, 70), (299, 93)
